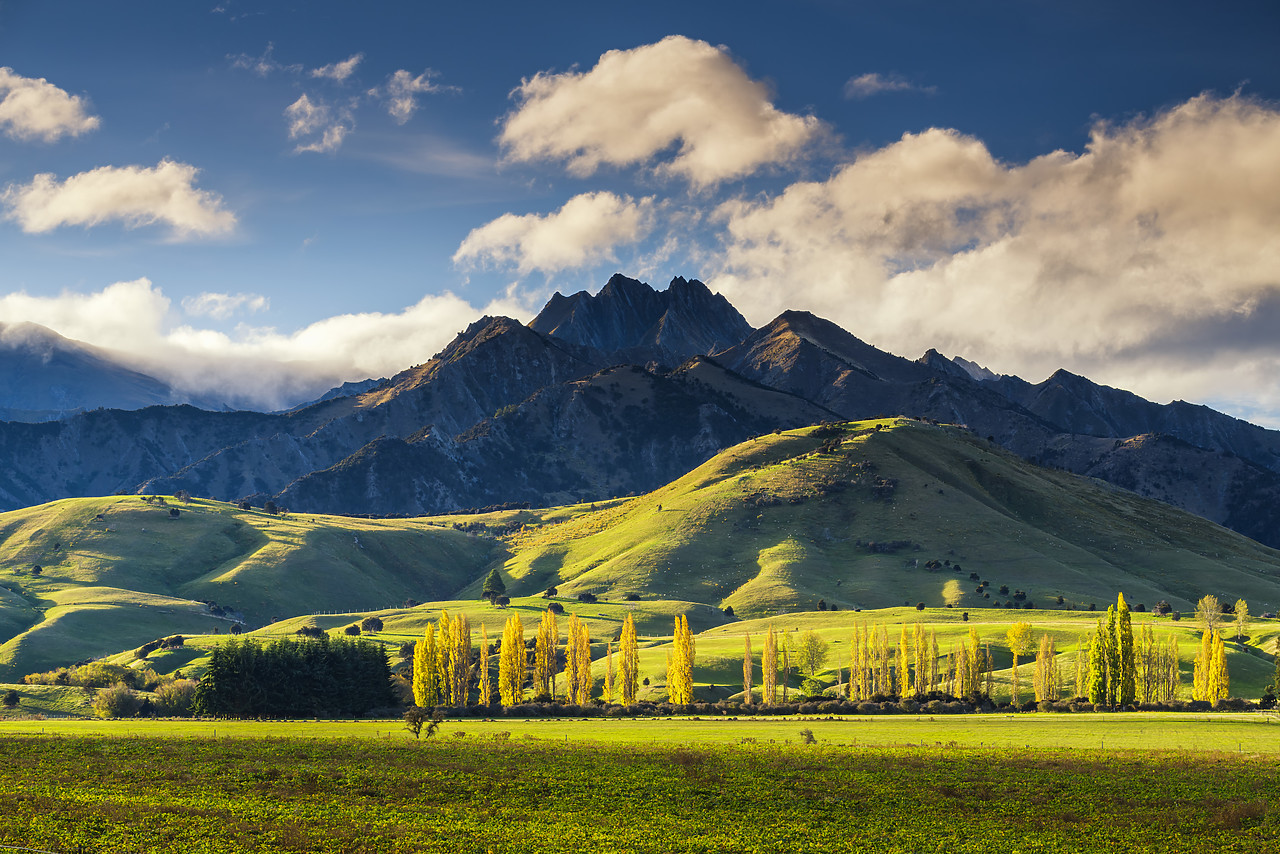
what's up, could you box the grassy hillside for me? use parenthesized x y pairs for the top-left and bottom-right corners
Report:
(0, 496), (496, 678)
(480, 419), (1280, 618)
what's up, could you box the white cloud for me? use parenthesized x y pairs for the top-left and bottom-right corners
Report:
(284, 94), (352, 153)
(0, 67), (100, 142)
(0, 278), (534, 410)
(454, 191), (656, 274)
(228, 43), (301, 77)
(311, 53), (363, 82)
(383, 69), (448, 124)
(710, 93), (1280, 419)
(182, 292), (269, 320)
(499, 35), (822, 187)
(844, 72), (936, 99)
(2, 159), (236, 238)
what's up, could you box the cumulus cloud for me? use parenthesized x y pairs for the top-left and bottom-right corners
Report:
(2, 159), (236, 238)
(710, 93), (1280, 419)
(311, 53), (363, 82)
(182, 292), (269, 320)
(843, 72), (936, 99)
(284, 94), (352, 153)
(0, 67), (100, 142)
(0, 278), (533, 410)
(499, 35), (822, 187)
(382, 69), (449, 123)
(454, 191), (656, 274)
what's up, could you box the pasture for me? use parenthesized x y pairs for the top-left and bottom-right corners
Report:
(0, 717), (1278, 853)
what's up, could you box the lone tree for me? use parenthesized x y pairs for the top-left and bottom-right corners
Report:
(360, 616), (384, 633)
(796, 629), (829, 677)
(1196, 595), (1223, 633)
(482, 569), (506, 602)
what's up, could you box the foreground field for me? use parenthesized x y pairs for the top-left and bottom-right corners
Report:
(3, 713), (1280, 754)
(0, 731), (1276, 853)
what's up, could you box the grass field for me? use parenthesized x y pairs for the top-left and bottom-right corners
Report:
(1, 713), (1279, 753)
(0, 724), (1277, 853)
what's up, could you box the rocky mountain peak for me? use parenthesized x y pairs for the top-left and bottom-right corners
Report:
(528, 273), (753, 365)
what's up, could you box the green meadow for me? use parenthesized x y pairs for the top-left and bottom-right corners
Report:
(0, 726), (1277, 853)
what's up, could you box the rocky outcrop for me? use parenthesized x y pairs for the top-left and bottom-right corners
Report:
(529, 274), (753, 365)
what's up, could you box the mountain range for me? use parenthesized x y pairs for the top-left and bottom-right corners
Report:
(2, 273), (1279, 548)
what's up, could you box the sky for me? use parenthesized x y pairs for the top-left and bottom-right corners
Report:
(2, 1), (1280, 423)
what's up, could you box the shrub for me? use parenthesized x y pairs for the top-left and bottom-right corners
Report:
(2, 689), (18, 708)
(548, 602), (564, 615)
(297, 625), (325, 639)
(624, 593), (641, 601)
(577, 592), (598, 604)
(544, 587), (558, 598)
(360, 616), (384, 633)
(344, 625), (361, 636)
(93, 683), (142, 719)
(153, 679), (198, 716)
(723, 606), (735, 617)
(798, 728), (816, 744)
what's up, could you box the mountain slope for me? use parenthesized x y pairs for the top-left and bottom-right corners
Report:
(0, 322), (184, 421)
(483, 419), (1280, 616)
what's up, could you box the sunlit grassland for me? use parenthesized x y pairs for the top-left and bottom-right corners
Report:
(0, 731), (1278, 853)
(0, 495), (495, 677)
(2, 713), (1280, 754)
(467, 419), (1280, 620)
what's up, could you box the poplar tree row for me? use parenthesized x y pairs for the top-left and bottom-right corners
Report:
(415, 609), (685, 708)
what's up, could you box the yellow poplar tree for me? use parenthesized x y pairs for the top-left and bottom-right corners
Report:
(742, 632), (754, 704)
(619, 613), (639, 705)
(565, 614), (592, 705)
(499, 612), (525, 707)
(896, 624), (910, 697)
(1210, 631), (1229, 703)
(603, 640), (615, 704)
(413, 623), (440, 708)
(763, 626), (778, 705)
(477, 624), (493, 707)
(668, 615), (695, 704)
(534, 609), (559, 699)
(1194, 629), (1213, 701)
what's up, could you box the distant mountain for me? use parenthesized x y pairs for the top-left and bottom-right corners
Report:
(530, 274), (753, 365)
(0, 322), (183, 421)
(1, 274), (1280, 550)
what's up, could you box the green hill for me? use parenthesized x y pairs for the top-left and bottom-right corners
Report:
(480, 418), (1280, 617)
(0, 496), (495, 677)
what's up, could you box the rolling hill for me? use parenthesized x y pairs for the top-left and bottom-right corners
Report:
(476, 418), (1280, 616)
(0, 497), (495, 678)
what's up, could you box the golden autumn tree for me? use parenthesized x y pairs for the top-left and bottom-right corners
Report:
(412, 623), (440, 708)
(603, 640), (615, 704)
(763, 625), (778, 705)
(619, 613), (639, 705)
(667, 615), (695, 704)
(499, 612), (525, 707)
(534, 609), (559, 700)
(742, 631), (753, 704)
(477, 624), (493, 707)
(564, 614), (593, 705)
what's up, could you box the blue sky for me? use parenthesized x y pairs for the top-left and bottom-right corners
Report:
(2, 1), (1280, 422)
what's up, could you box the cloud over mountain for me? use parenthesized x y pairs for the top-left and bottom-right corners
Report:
(710, 93), (1280, 422)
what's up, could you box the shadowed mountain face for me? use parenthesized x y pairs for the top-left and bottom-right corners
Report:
(530, 274), (754, 366)
(0, 274), (1279, 548)
(0, 322), (183, 421)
